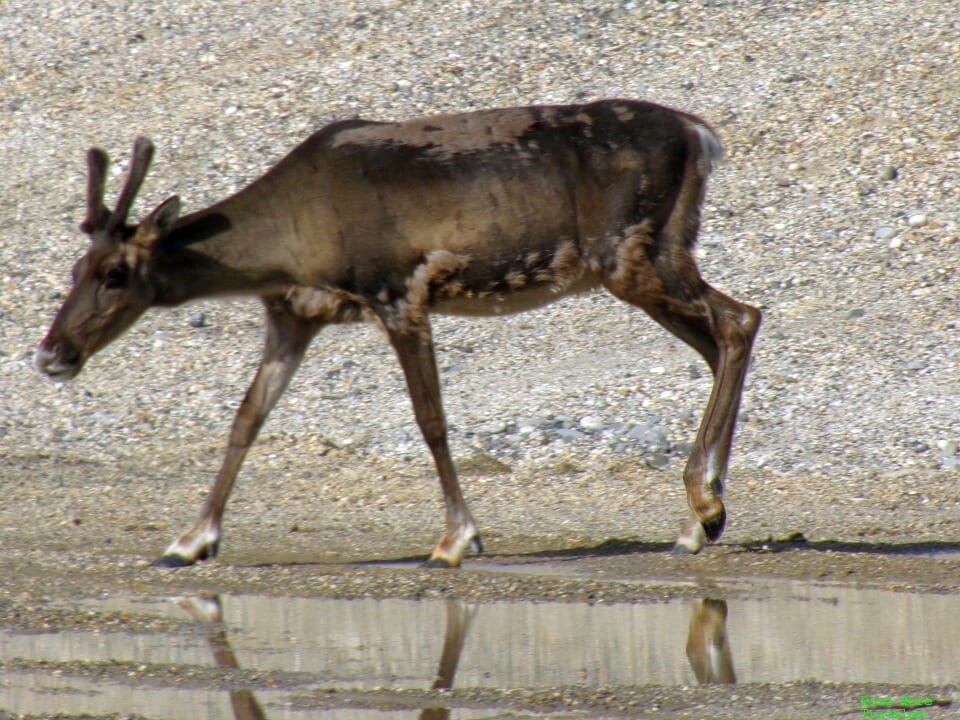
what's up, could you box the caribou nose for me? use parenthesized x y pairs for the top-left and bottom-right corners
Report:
(35, 342), (82, 379)
(35, 346), (55, 373)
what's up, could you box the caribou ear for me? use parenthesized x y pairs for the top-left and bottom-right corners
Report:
(131, 195), (181, 248)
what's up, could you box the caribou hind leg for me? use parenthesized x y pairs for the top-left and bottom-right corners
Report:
(379, 315), (480, 568)
(153, 297), (322, 567)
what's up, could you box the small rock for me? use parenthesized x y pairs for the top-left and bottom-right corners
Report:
(878, 166), (898, 181)
(938, 440), (958, 457)
(578, 415), (604, 432)
(554, 428), (586, 443)
(874, 226), (897, 241)
(624, 423), (670, 453)
(480, 419), (508, 435)
(645, 453), (671, 470)
(187, 311), (207, 328)
(907, 213), (927, 228)
(846, 308), (866, 320)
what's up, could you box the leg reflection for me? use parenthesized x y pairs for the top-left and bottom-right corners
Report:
(176, 595), (267, 720)
(685, 598), (736, 684)
(421, 600), (478, 719)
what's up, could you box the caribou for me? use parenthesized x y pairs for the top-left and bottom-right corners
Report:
(36, 99), (760, 567)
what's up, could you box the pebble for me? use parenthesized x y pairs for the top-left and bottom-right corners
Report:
(480, 420), (508, 435)
(907, 214), (927, 228)
(578, 416), (605, 432)
(187, 311), (207, 328)
(645, 454), (671, 470)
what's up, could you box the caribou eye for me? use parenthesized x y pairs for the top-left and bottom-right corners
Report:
(104, 264), (129, 289)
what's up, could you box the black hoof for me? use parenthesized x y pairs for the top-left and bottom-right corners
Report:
(702, 505), (727, 543)
(470, 535), (484, 554)
(422, 557), (459, 569)
(150, 554), (194, 568)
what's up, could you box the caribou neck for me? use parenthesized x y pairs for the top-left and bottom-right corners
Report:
(152, 181), (337, 306)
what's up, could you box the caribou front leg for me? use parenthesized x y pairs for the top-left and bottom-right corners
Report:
(381, 316), (480, 567)
(673, 286), (759, 552)
(603, 220), (760, 553)
(646, 285), (760, 553)
(153, 298), (321, 567)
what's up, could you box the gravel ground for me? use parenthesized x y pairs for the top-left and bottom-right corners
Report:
(1, 1), (959, 718)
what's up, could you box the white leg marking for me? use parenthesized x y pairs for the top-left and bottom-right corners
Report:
(705, 446), (725, 497)
(675, 515), (708, 553)
(174, 595), (222, 623)
(431, 519), (479, 566)
(163, 520), (220, 562)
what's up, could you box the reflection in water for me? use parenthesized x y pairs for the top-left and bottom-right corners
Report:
(421, 601), (478, 720)
(686, 599), (736, 684)
(177, 596), (267, 720)
(174, 594), (731, 720)
(3, 581), (959, 718)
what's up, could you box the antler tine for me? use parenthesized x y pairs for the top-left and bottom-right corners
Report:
(81, 147), (111, 233)
(106, 136), (155, 234)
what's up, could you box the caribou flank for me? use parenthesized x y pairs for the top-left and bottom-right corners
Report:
(36, 100), (760, 567)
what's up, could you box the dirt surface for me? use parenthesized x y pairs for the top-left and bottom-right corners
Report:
(1, 450), (960, 719)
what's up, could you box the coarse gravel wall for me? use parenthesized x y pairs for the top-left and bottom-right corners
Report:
(1, 1), (958, 541)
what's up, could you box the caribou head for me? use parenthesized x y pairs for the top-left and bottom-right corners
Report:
(36, 138), (182, 380)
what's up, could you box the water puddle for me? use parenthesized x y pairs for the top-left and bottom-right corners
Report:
(2, 580), (959, 718)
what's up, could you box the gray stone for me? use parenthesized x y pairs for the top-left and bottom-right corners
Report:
(646, 453), (671, 470)
(878, 166), (898, 181)
(578, 415), (604, 432)
(480, 419), (508, 435)
(554, 428), (586, 443)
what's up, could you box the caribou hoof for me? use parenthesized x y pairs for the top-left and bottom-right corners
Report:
(150, 553), (195, 568)
(673, 505), (726, 554)
(423, 528), (482, 568)
(702, 505), (727, 542)
(150, 541), (219, 568)
(422, 556), (460, 569)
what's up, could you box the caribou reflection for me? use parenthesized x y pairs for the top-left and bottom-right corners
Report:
(174, 593), (735, 719)
(175, 595), (477, 720)
(421, 601), (478, 720)
(686, 598), (736, 684)
(176, 596), (267, 720)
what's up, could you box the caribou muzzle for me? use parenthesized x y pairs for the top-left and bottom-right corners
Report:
(35, 342), (84, 381)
